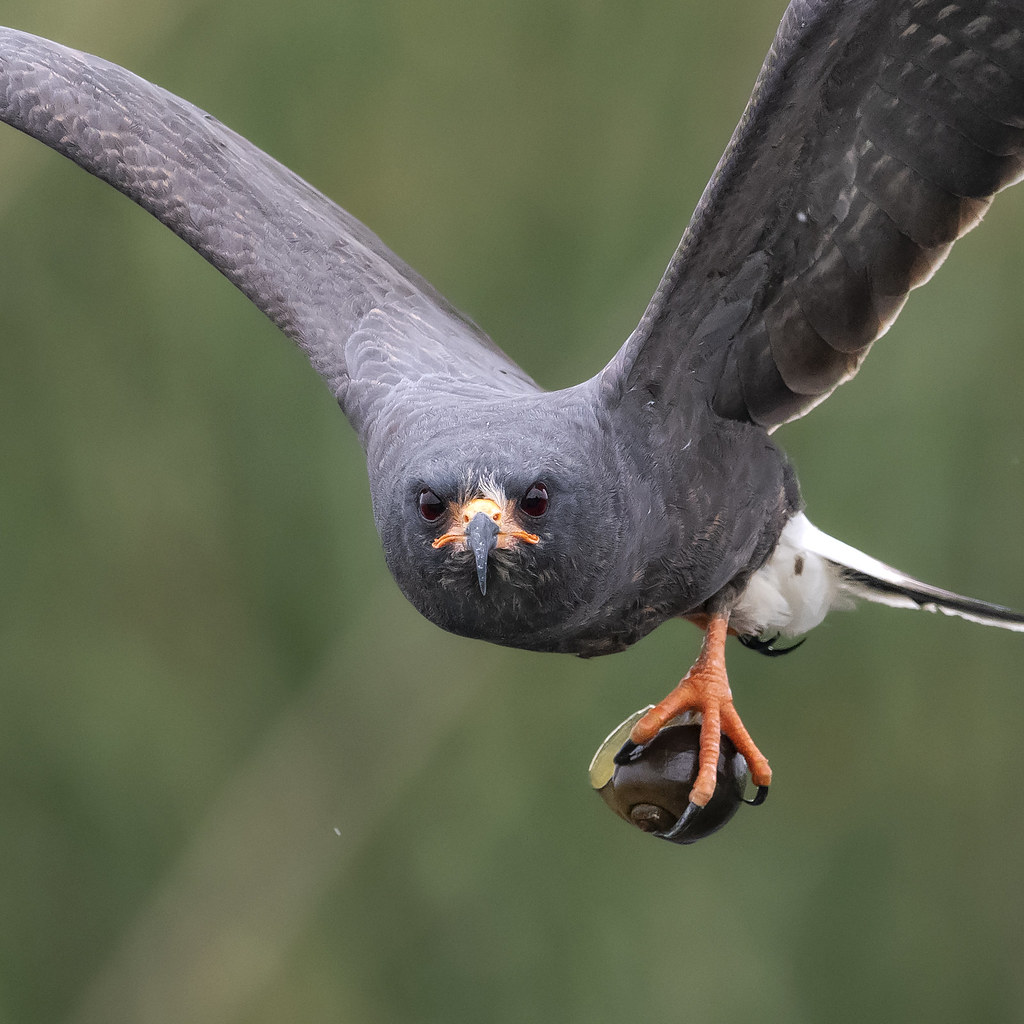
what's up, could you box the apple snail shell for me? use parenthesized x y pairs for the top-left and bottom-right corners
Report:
(589, 707), (763, 844)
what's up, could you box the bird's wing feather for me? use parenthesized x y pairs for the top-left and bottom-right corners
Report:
(0, 28), (540, 446)
(601, 0), (1024, 430)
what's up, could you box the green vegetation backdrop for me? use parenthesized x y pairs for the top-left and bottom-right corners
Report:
(1, 1), (1022, 1021)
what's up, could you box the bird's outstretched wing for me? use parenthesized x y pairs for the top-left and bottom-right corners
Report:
(603, 0), (1024, 431)
(0, 28), (539, 444)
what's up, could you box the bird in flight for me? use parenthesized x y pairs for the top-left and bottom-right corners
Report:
(1, 0), (1022, 827)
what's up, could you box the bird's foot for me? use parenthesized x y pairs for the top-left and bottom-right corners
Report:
(629, 615), (771, 807)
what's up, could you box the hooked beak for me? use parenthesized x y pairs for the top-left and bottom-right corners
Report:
(466, 511), (500, 595)
(431, 495), (540, 595)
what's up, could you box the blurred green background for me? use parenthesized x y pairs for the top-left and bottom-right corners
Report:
(1, 1), (1022, 1021)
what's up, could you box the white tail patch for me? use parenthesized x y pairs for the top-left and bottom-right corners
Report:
(731, 513), (1024, 638)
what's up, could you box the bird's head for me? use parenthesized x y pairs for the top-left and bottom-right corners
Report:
(368, 401), (639, 651)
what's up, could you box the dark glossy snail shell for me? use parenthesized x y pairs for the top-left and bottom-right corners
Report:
(589, 708), (753, 845)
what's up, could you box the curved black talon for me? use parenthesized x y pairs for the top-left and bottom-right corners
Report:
(656, 800), (704, 842)
(739, 633), (807, 657)
(613, 738), (644, 765)
(743, 784), (769, 806)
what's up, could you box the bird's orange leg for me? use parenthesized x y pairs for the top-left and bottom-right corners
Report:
(629, 615), (771, 806)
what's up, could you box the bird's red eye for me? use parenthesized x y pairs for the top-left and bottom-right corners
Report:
(521, 482), (548, 518)
(418, 488), (445, 522)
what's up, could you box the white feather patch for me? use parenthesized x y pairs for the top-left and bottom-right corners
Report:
(731, 513), (1024, 637)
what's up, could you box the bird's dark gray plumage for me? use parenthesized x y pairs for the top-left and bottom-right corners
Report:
(1, 0), (1022, 805)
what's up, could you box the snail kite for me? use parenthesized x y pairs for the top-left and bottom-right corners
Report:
(1, 0), (1022, 816)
